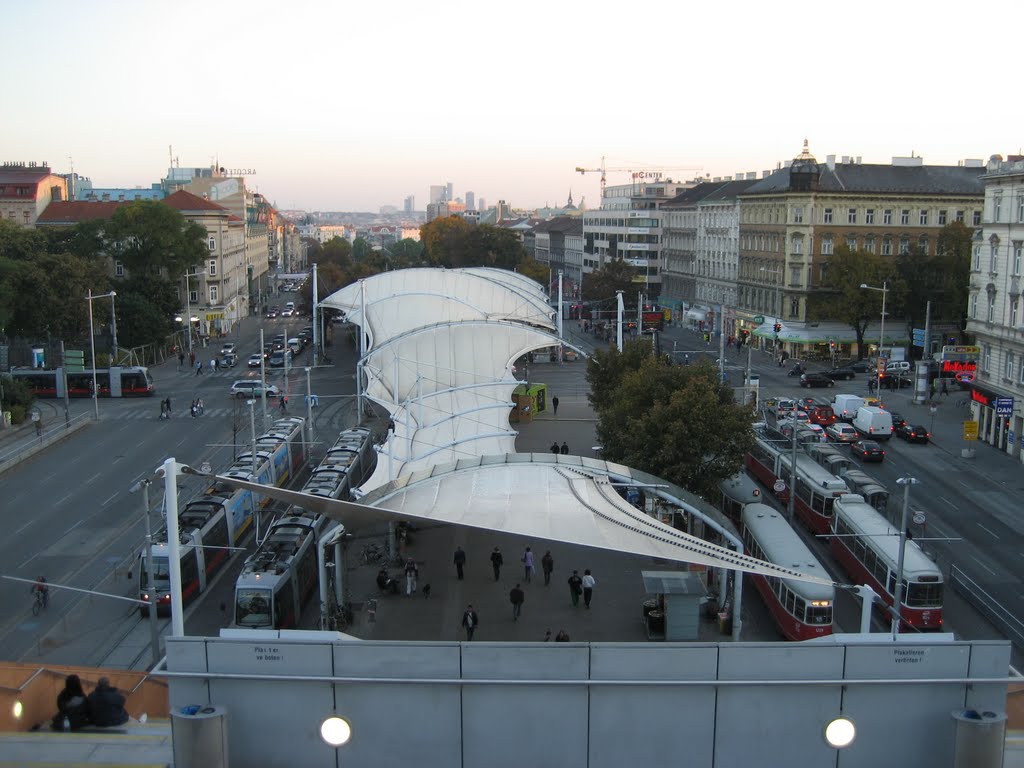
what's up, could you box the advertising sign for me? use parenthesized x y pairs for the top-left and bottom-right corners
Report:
(995, 397), (1014, 417)
(963, 421), (979, 441)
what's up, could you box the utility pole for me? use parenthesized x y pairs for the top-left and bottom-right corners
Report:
(616, 291), (624, 352)
(892, 477), (920, 638)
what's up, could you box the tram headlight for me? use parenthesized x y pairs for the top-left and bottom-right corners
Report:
(824, 716), (856, 748)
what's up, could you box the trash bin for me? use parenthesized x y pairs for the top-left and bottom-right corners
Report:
(951, 709), (1006, 768)
(647, 610), (665, 635)
(642, 599), (658, 622)
(718, 611), (732, 635)
(171, 705), (229, 768)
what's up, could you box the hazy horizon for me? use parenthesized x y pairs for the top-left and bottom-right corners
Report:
(5, 0), (1017, 212)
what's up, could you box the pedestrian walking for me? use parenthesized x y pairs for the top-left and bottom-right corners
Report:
(189, 351), (196, 367)
(190, 400), (198, 418)
(159, 401), (167, 420)
(196, 398), (204, 416)
(541, 550), (554, 586)
(490, 547), (503, 581)
(509, 584), (525, 621)
(195, 360), (203, 376)
(461, 604), (479, 641)
(555, 630), (570, 642)
(581, 569), (596, 608)
(567, 570), (583, 607)
(560, 441), (568, 455)
(544, 629), (552, 642)
(177, 352), (185, 371)
(211, 357), (218, 372)
(522, 547), (535, 582)
(453, 546), (467, 580)
(404, 558), (419, 596)
(941, 378), (949, 396)
(551, 395), (559, 416)
(279, 394), (287, 412)
(164, 397), (171, 418)
(550, 441), (560, 455)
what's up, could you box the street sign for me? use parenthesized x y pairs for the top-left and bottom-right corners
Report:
(753, 315), (765, 325)
(995, 397), (1014, 417)
(773, 480), (786, 494)
(912, 328), (926, 348)
(963, 421), (979, 441)
(306, 394), (319, 407)
(1010, 430), (1016, 445)
(912, 511), (927, 526)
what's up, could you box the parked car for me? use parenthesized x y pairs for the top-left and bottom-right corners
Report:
(800, 372), (835, 388)
(826, 423), (859, 443)
(220, 342), (237, 356)
(848, 359), (872, 373)
(825, 366), (857, 381)
(862, 395), (882, 407)
(247, 354), (264, 368)
(851, 439), (886, 462)
(230, 380), (280, 398)
(895, 424), (930, 443)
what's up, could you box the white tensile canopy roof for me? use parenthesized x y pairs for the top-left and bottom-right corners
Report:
(214, 455), (836, 587)
(457, 267), (549, 304)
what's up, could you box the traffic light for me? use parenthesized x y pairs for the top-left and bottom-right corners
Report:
(773, 323), (782, 333)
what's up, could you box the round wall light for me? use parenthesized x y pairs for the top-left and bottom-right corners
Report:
(824, 716), (856, 748)
(320, 716), (352, 747)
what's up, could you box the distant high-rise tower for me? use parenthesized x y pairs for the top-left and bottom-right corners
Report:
(446, 182), (454, 202)
(429, 185), (445, 205)
(404, 195), (415, 214)
(478, 197), (486, 213)
(466, 191), (475, 211)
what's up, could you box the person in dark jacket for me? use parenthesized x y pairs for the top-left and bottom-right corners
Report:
(52, 674), (91, 731)
(88, 677), (130, 727)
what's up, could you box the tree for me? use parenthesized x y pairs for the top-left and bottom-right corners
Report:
(934, 221), (974, 336)
(104, 200), (207, 277)
(352, 237), (374, 262)
(316, 237), (353, 270)
(421, 216), (474, 267)
(581, 258), (637, 303)
(587, 342), (754, 500)
(113, 275), (180, 350)
(808, 246), (897, 358)
(5, 250), (109, 339)
(517, 256), (548, 285)
(387, 238), (424, 268)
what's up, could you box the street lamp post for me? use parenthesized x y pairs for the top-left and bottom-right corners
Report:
(892, 476), (920, 639)
(85, 289), (116, 420)
(183, 269), (209, 357)
(860, 280), (889, 404)
(760, 266), (783, 356)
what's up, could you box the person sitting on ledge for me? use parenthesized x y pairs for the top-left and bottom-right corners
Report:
(88, 677), (130, 727)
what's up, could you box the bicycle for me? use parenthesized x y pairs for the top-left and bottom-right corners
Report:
(32, 589), (48, 616)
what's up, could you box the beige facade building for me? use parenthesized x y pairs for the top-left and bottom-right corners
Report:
(966, 154), (1024, 461)
(0, 162), (68, 227)
(735, 143), (985, 358)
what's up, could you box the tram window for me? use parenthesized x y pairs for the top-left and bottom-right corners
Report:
(872, 559), (888, 585)
(785, 591), (796, 614)
(180, 550), (199, 593)
(863, 549), (876, 574)
(854, 539), (867, 562)
(806, 604), (832, 625)
(822, 497), (835, 517)
(887, 573), (897, 595)
(907, 581), (943, 607)
(811, 492), (825, 513)
(794, 596), (806, 621)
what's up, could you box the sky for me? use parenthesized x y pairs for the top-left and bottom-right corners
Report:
(5, 0), (1020, 213)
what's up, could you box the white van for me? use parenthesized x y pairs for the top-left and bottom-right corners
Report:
(885, 361), (911, 374)
(852, 406), (893, 439)
(832, 394), (864, 422)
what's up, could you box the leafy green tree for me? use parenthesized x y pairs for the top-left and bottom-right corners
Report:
(588, 342), (754, 499)
(387, 238), (423, 268)
(808, 247), (898, 357)
(315, 237), (352, 270)
(517, 256), (548, 286)
(421, 216), (474, 267)
(467, 225), (525, 269)
(113, 275), (180, 350)
(935, 221), (974, 337)
(0, 218), (48, 262)
(42, 219), (106, 262)
(352, 237), (374, 261)
(104, 200), (207, 277)
(6, 250), (109, 339)
(581, 258), (637, 303)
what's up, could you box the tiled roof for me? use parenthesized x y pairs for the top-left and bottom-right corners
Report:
(532, 216), (583, 235)
(36, 200), (128, 224)
(662, 182), (728, 208)
(163, 190), (231, 213)
(0, 169), (53, 184)
(742, 163), (985, 196)
(700, 178), (761, 202)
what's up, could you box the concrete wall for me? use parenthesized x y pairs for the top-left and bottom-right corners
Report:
(166, 634), (1011, 768)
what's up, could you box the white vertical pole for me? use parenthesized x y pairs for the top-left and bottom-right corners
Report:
(312, 262), (319, 367)
(162, 458), (185, 637)
(616, 291), (624, 352)
(305, 367), (313, 446)
(259, 328), (268, 425)
(87, 289), (99, 420)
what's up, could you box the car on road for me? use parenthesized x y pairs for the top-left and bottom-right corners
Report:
(220, 342), (237, 356)
(851, 439), (885, 462)
(889, 411), (907, 429)
(849, 359), (873, 373)
(247, 354), (264, 368)
(268, 349), (292, 368)
(265, 308), (278, 319)
(230, 380), (280, 398)
(825, 366), (857, 381)
(799, 372), (835, 388)
(281, 307), (294, 317)
(895, 424), (930, 443)
(769, 398), (796, 417)
(826, 423), (859, 443)
(862, 396), (882, 407)
(220, 353), (238, 368)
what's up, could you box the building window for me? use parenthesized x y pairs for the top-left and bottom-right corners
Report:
(899, 237), (910, 255)
(115, 260), (125, 277)
(973, 210), (982, 226)
(846, 236), (857, 250)
(956, 210), (965, 223)
(208, 259), (217, 276)
(994, 191), (1003, 222)
(983, 344), (992, 372)
(189, 289), (198, 304)
(1018, 194), (1024, 223)
(208, 237), (216, 251)
(793, 206), (804, 224)
(970, 294), (978, 319)
(790, 266), (801, 285)
(988, 296), (996, 322)
(973, 245), (981, 271)
(865, 209), (875, 225)
(919, 210), (928, 226)
(1014, 242), (1022, 275)
(1007, 353), (1015, 381)
(1011, 296), (1019, 327)
(918, 235), (928, 253)
(848, 208), (857, 224)
(210, 285), (219, 303)
(864, 235), (875, 253)
(900, 209), (910, 225)
(883, 209), (893, 225)
(792, 236), (802, 255)
(938, 210), (947, 225)
(822, 236), (834, 255)
(823, 208), (833, 224)
(990, 244), (999, 273)
(790, 298), (800, 317)
(882, 237), (893, 256)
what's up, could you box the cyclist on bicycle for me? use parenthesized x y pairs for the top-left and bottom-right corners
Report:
(32, 576), (49, 608)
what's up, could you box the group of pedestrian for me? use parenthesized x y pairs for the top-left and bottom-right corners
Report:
(190, 398), (204, 418)
(51, 674), (131, 731)
(549, 441), (569, 455)
(567, 569), (596, 608)
(158, 397), (172, 420)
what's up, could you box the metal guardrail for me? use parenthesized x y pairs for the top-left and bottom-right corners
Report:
(949, 563), (1024, 649)
(0, 412), (91, 467)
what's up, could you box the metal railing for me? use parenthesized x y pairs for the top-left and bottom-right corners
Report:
(949, 563), (1024, 649)
(0, 412), (91, 467)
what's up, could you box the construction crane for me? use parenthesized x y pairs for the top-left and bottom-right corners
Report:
(575, 156), (703, 197)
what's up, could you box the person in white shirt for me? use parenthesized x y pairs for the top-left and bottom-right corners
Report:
(581, 569), (596, 609)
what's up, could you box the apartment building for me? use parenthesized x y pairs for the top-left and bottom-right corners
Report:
(0, 162), (68, 227)
(735, 143), (984, 357)
(966, 154), (1024, 460)
(530, 216), (584, 296)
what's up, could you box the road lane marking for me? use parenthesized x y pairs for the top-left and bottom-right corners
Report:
(64, 519), (84, 535)
(969, 554), (996, 575)
(14, 519), (34, 536)
(17, 552), (38, 568)
(56, 491), (73, 506)
(958, 480), (970, 489)
(939, 496), (960, 512)
(976, 523), (999, 539)
(103, 492), (118, 506)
